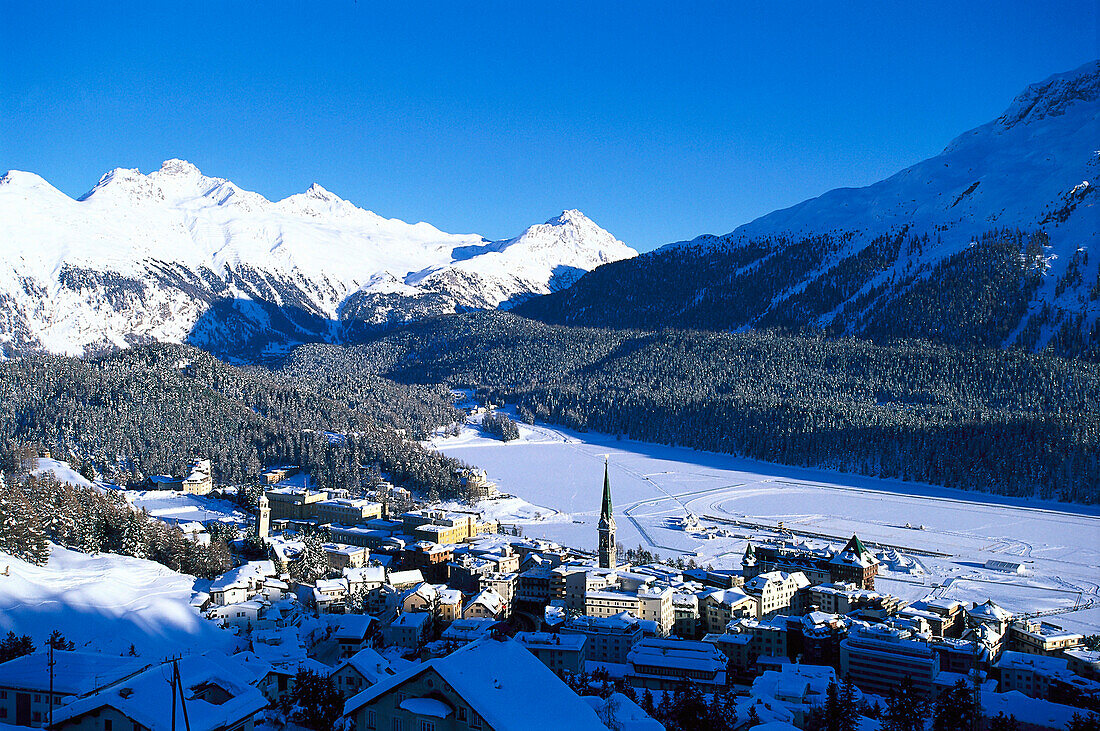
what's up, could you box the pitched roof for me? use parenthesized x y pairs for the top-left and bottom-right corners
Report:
(345, 637), (607, 730)
(50, 652), (267, 731)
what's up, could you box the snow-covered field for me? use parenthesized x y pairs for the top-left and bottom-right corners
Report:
(0, 544), (239, 660)
(125, 489), (251, 526)
(428, 414), (1100, 633)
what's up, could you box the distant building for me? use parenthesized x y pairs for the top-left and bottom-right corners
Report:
(260, 465), (300, 485)
(265, 487), (329, 521)
(515, 631), (587, 676)
(598, 460), (617, 570)
(562, 612), (644, 664)
(1008, 620), (1084, 656)
(744, 535), (879, 590)
(382, 611), (432, 650)
(626, 638), (727, 690)
(330, 648), (409, 699)
(315, 498), (383, 526)
(840, 625), (940, 699)
(148, 458), (213, 495)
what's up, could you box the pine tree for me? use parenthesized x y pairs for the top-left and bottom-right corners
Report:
(882, 676), (926, 731)
(839, 678), (861, 731)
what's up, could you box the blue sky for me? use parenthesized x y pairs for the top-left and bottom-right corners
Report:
(2, 2), (1096, 251)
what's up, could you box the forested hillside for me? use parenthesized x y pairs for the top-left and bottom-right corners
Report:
(0, 344), (469, 498)
(516, 229), (1100, 360)
(307, 312), (1100, 503)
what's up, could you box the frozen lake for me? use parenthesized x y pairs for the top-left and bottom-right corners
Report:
(428, 413), (1100, 633)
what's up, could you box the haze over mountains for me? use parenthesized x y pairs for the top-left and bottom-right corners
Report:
(0, 160), (634, 358)
(520, 60), (1100, 358)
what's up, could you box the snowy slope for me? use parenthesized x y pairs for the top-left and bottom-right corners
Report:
(683, 59), (1100, 342)
(522, 61), (1098, 353)
(0, 543), (239, 659)
(0, 161), (634, 358)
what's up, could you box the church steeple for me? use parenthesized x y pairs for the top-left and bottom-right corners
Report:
(598, 458), (616, 569)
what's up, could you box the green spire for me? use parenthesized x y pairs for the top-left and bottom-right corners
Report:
(600, 458), (613, 521)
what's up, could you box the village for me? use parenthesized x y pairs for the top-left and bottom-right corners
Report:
(0, 454), (1097, 731)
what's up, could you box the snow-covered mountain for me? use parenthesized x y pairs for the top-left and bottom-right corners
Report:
(0, 161), (634, 358)
(520, 60), (1100, 356)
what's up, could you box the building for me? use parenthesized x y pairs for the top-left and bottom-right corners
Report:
(751, 664), (842, 729)
(562, 612), (644, 664)
(329, 648), (410, 699)
(343, 637), (608, 731)
(985, 559), (1028, 574)
(316, 498), (384, 526)
(401, 508), (496, 545)
(257, 492), (271, 540)
(459, 468), (499, 500)
(1008, 620), (1084, 656)
(743, 570), (811, 618)
(995, 650), (1100, 705)
(840, 625), (940, 699)
(265, 487), (330, 521)
(208, 560), (277, 605)
(552, 565), (617, 612)
(626, 638), (728, 690)
(744, 535), (880, 590)
(440, 617), (501, 648)
(148, 458), (213, 495)
(50, 652), (267, 731)
(462, 587), (508, 621)
(702, 588), (756, 634)
(324, 543), (370, 571)
(0, 652), (148, 727)
(515, 632), (587, 676)
(598, 460), (617, 570)
(382, 611), (432, 650)
(261, 465), (299, 485)
(516, 566), (555, 604)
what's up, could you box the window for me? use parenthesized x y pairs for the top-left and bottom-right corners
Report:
(457, 708), (466, 721)
(419, 723), (434, 731)
(366, 710), (376, 729)
(105, 721), (113, 731)
(471, 713), (483, 729)
(392, 720), (402, 731)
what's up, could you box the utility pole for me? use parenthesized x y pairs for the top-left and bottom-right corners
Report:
(47, 637), (55, 730)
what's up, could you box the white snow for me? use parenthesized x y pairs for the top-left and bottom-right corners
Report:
(125, 488), (250, 526)
(428, 416), (1100, 632)
(0, 543), (240, 660)
(0, 160), (635, 355)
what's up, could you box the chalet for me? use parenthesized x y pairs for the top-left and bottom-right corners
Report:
(342, 637), (607, 731)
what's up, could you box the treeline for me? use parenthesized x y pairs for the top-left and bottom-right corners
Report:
(0, 343), (471, 500)
(516, 229), (1099, 360)
(0, 471), (231, 576)
(303, 312), (1100, 503)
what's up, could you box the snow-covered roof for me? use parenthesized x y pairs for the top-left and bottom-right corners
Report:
(968, 599), (1013, 622)
(465, 587), (506, 615)
(209, 560), (275, 592)
(333, 648), (408, 684)
(344, 565), (386, 584)
(345, 637), (607, 729)
(515, 631), (587, 652)
(627, 638), (727, 674)
(0, 651), (148, 694)
(388, 569), (426, 586)
(982, 690), (1088, 730)
(50, 652), (268, 731)
(583, 692), (664, 731)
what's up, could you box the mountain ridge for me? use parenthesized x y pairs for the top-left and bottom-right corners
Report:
(0, 161), (635, 358)
(518, 60), (1100, 358)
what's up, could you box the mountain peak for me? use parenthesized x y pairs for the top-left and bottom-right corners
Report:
(305, 182), (340, 200)
(546, 209), (592, 227)
(156, 159), (202, 177)
(995, 59), (1100, 131)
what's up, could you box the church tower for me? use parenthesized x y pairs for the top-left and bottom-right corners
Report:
(257, 491), (271, 541)
(598, 459), (616, 569)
